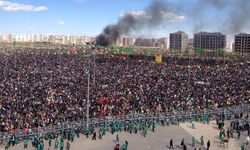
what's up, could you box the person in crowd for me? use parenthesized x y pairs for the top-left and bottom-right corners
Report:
(92, 131), (96, 140)
(183, 144), (187, 150)
(122, 141), (128, 150)
(116, 134), (119, 143)
(24, 139), (28, 149)
(66, 140), (70, 150)
(181, 138), (184, 147)
(169, 138), (174, 149)
(54, 139), (59, 149)
(192, 136), (195, 147)
(207, 140), (210, 150)
(114, 142), (120, 150)
(200, 135), (204, 146)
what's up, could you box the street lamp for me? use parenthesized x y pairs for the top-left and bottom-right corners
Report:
(187, 45), (191, 98)
(93, 50), (96, 86)
(86, 43), (95, 128)
(86, 70), (90, 128)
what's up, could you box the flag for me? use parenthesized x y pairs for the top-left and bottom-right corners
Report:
(98, 96), (104, 104)
(125, 48), (133, 55)
(77, 51), (85, 58)
(155, 54), (162, 63)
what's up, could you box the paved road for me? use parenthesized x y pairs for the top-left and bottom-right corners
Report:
(2, 121), (250, 150)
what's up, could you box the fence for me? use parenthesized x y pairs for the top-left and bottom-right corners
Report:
(1, 104), (250, 145)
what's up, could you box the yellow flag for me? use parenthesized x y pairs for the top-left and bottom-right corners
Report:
(155, 54), (162, 63)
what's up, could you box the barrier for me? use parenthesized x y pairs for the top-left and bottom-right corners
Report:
(1, 104), (250, 145)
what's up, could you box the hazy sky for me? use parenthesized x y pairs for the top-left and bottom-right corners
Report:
(0, 0), (249, 39)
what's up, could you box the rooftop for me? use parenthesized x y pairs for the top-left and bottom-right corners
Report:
(195, 32), (225, 35)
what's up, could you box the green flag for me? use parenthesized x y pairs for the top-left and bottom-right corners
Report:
(78, 51), (85, 58)
(125, 47), (133, 54)
(128, 48), (133, 55)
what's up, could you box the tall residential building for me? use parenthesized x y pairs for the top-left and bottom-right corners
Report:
(234, 33), (250, 53)
(194, 32), (226, 50)
(169, 31), (188, 50)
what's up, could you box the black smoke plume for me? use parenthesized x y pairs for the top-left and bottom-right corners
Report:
(96, 0), (250, 46)
(195, 0), (250, 34)
(96, 0), (175, 46)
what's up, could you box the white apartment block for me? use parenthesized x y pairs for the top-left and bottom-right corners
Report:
(0, 34), (95, 44)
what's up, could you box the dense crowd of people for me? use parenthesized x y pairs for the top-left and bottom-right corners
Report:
(0, 48), (249, 135)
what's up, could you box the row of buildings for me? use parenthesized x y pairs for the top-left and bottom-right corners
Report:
(0, 34), (95, 45)
(115, 37), (168, 49)
(169, 31), (227, 51)
(170, 31), (250, 53)
(117, 32), (247, 53)
(0, 33), (250, 53)
(0, 34), (168, 50)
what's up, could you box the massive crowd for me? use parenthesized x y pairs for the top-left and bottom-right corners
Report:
(0, 48), (249, 134)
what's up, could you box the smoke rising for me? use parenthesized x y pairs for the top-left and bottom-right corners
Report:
(96, 0), (250, 46)
(96, 0), (184, 46)
(197, 0), (250, 35)
(225, 0), (250, 34)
